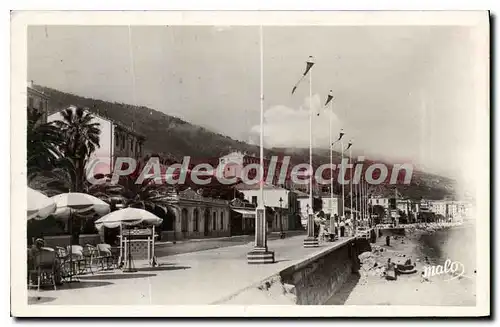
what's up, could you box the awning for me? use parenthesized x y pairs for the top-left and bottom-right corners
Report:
(232, 208), (255, 218)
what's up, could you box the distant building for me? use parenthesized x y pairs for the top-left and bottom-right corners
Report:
(48, 106), (146, 176)
(319, 192), (341, 218)
(396, 199), (412, 215)
(423, 199), (473, 221)
(369, 196), (389, 209)
(27, 81), (49, 123)
(157, 188), (231, 241)
(229, 198), (256, 235)
(217, 151), (320, 194)
(234, 183), (300, 231)
(296, 190), (325, 228)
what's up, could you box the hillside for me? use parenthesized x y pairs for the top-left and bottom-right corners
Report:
(35, 85), (457, 200)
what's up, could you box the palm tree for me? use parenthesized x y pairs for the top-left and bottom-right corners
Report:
(110, 176), (177, 212)
(27, 108), (64, 177)
(52, 106), (101, 192)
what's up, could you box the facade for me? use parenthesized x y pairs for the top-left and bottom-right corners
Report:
(27, 81), (49, 123)
(48, 106), (145, 176)
(218, 151), (286, 186)
(430, 200), (448, 218)
(113, 121), (146, 161)
(369, 196), (389, 209)
(217, 151), (320, 194)
(319, 193), (341, 218)
(396, 199), (412, 215)
(428, 200), (473, 220)
(234, 183), (299, 231)
(160, 188), (231, 241)
(229, 198), (256, 235)
(297, 192), (324, 227)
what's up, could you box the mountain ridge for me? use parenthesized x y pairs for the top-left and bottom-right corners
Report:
(35, 85), (457, 200)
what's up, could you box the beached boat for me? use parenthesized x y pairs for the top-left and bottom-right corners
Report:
(396, 264), (417, 275)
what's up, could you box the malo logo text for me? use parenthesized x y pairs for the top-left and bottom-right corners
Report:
(423, 259), (465, 281)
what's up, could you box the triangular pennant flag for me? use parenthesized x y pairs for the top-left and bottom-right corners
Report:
(325, 90), (334, 107)
(319, 90), (334, 116)
(304, 56), (315, 76)
(291, 56), (315, 95)
(338, 129), (345, 141)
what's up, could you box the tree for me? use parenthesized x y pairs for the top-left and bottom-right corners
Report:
(27, 108), (64, 177)
(51, 107), (101, 192)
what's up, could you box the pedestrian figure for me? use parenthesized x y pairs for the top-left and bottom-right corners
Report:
(386, 235), (391, 246)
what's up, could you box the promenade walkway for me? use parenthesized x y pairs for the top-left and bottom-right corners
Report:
(29, 235), (353, 305)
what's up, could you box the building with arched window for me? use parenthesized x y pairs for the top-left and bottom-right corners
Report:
(160, 188), (231, 241)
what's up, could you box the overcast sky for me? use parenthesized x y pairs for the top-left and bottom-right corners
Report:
(28, 25), (484, 188)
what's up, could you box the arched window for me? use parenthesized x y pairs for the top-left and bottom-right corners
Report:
(181, 208), (188, 232)
(212, 211), (217, 231)
(193, 209), (199, 232)
(220, 211), (224, 230)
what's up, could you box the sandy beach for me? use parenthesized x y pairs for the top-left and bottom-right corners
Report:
(327, 223), (477, 306)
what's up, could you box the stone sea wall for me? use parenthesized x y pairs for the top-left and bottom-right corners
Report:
(222, 239), (361, 305)
(280, 239), (360, 305)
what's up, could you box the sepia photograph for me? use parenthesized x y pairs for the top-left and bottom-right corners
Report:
(10, 10), (490, 317)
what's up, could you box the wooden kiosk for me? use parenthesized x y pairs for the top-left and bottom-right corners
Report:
(119, 225), (159, 269)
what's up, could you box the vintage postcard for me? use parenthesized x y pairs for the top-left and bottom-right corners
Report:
(11, 11), (490, 317)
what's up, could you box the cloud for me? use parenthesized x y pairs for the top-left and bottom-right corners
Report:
(250, 93), (342, 148)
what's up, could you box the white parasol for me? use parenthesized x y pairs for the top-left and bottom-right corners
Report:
(27, 187), (56, 220)
(51, 192), (110, 217)
(94, 207), (163, 229)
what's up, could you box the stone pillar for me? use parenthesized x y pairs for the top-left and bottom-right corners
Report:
(303, 211), (319, 248)
(247, 207), (275, 264)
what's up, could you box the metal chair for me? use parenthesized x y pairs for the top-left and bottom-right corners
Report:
(96, 243), (115, 270)
(81, 244), (98, 275)
(29, 249), (58, 291)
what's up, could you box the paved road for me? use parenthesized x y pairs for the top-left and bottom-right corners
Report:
(154, 231), (306, 257)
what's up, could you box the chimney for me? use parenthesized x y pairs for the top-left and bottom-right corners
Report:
(28, 80), (34, 88)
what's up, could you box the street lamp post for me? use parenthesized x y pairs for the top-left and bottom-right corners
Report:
(279, 197), (285, 239)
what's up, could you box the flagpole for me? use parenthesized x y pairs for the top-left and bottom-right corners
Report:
(361, 174), (364, 223)
(341, 138), (344, 233)
(365, 180), (368, 225)
(309, 67), (313, 216)
(358, 171), (361, 224)
(259, 24), (264, 235)
(361, 174), (365, 221)
(303, 56), (318, 248)
(350, 144), (354, 236)
(247, 25), (274, 264)
(329, 100), (334, 239)
(359, 173), (362, 224)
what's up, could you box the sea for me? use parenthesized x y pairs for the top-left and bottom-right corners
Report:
(418, 220), (477, 278)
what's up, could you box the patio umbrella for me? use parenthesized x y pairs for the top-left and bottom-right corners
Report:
(51, 193), (110, 216)
(51, 192), (110, 280)
(94, 207), (163, 229)
(27, 187), (56, 220)
(95, 208), (162, 272)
